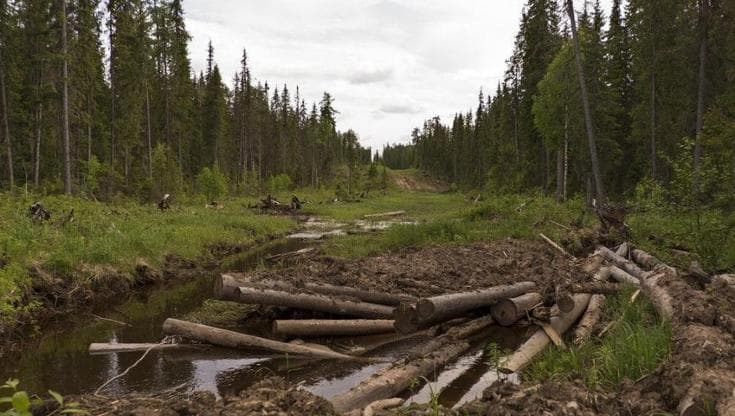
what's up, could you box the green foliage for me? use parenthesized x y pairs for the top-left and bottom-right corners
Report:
(0, 379), (85, 415)
(80, 156), (103, 197)
(196, 165), (228, 202)
(526, 288), (671, 388)
(266, 174), (293, 193)
(151, 144), (184, 201)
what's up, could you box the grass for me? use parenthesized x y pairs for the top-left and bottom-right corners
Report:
(525, 286), (672, 388)
(0, 193), (295, 324)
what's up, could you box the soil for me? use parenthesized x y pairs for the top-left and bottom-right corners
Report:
(246, 239), (588, 303)
(388, 170), (450, 193)
(73, 377), (337, 416)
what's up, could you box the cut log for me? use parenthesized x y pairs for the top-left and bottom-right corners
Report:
(363, 210), (405, 219)
(499, 293), (591, 374)
(615, 242), (629, 257)
(573, 267), (612, 345)
(330, 317), (492, 412)
(597, 246), (647, 279)
(609, 266), (640, 285)
(235, 287), (394, 319)
(363, 398), (404, 416)
(273, 319), (395, 338)
(415, 281), (536, 324)
(162, 318), (360, 360)
(567, 281), (622, 295)
(89, 343), (198, 354)
(631, 248), (661, 270)
(555, 291), (576, 313)
(539, 233), (572, 257)
(641, 264), (676, 320)
(714, 274), (735, 287)
(392, 303), (421, 334)
(215, 274), (414, 306)
(491, 292), (543, 326)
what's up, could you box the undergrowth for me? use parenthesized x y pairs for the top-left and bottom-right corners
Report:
(525, 286), (672, 388)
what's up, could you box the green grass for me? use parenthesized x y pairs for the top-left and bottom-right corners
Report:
(526, 287), (672, 388)
(0, 193), (295, 324)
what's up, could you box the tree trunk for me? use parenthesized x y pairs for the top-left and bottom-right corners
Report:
(566, 0), (605, 202)
(0, 52), (13, 188)
(61, 0), (72, 195)
(500, 293), (591, 374)
(555, 148), (563, 202)
(567, 281), (622, 295)
(651, 70), (657, 179)
(609, 266), (639, 285)
(491, 292), (543, 326)
(272, 319), (395, 338)
(330, 316), (493, 413)
(89, 342), (200, 354)
(693, 0), (708, 195)
(33, 105), (42, 187)
(215, 274), (415, 306)
(162, 318), (358, 360)
(233, 287), (394, 319)
(573, 267), (611, 345)
(415, 281), (536, 324)
(145, 81), (152, 178)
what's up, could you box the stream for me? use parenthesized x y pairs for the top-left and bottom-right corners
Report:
(1, 217), (527, 406)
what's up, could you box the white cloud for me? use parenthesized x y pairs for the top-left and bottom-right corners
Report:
(186, 0), (614, 151)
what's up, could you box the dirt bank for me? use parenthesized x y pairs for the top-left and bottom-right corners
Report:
(388, 169), (450, 193)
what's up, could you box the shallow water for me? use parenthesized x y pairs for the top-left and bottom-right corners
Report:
(2, 221), (529, 405)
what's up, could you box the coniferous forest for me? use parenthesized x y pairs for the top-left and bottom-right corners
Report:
(382, 0), (735, 207)
(0, 0), (371, 199)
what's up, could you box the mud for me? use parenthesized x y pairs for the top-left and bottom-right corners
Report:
(246, 239), (588, 302)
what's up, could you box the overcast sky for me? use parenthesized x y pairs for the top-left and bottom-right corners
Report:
(185, 0), (613, 151)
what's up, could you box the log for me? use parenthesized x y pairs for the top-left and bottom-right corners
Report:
(363, 210), (405, 218)
(499, 293), (591, 374)
(273, 319), (395, 338)
(714, 274), (735, 287)
(597, 246), (648, 279)
(641, 264), (675, 320)
(615, 242), (629, 257)
(609, 266), (640, 285)
(567, 281), (622, 295)
(539, 233), (572, 257)
(89, 343), (198, 354)
(235, 287), (394, 319)
(415, 281), (536, 324)
(162, 318), (359, 360)
(573, 267), (612, 345)
(490, 292), (543, 326)
(363, 398), (404, 416)
(631, 248), (661, 270)
(392, 303), (421, 334)
(330, 317), (492, 412)
(215, 274), (414, 306)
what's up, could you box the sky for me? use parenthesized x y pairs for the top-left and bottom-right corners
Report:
(185, 0), (613, 151)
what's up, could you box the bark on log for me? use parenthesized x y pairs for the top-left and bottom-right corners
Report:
(392, 303), (421, 334)
(273, 319), (395, 338)
(491, 293), (543, 326)
(330, 317), (492, 412)
(162, 318), (359, 360)
(714, 274), (735, 287)
(631, 248), (661, 270)
(89, 343), (198, 354)
(216, 274), (414, 306)
(499, 293), (591, 374)
(573, 268), (612, 345)
(415, 281), (536, 324)
(597, 246), (648, 279)
(615, 242), (629, 257)
(235, 287), (394, 319)
(568, 281), (622, 295)
(641, 264), (675, 320)
(609, 266), (640, 285)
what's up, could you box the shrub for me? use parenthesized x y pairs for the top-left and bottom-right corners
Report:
(196, 165), (227, 202)
(266, 174), (292, 193)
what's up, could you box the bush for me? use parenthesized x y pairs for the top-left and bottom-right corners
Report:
(196, 165), (228, 202)
(266, 174), (292, 193)
(151, 144), (184, 201)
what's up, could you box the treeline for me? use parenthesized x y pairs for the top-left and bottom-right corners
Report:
(382, 0), (734, 206)
(0, 0), (371, 199)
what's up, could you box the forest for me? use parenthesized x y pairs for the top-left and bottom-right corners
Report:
(0, 0), (372, 200)
(382, 0), (735, 208)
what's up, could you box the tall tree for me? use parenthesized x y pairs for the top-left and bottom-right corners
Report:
(61, 0), (71, 194)
(0, 0), (13, 188)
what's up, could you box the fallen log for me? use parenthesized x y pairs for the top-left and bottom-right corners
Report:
(216, 274), (414, 306)
(567, 281), (622, 295)
(573, 268), (612, 345)
(499, 293), (591, 374)
(490, 292), (543, 326)
(89, 343), (199, 354)
(714, 274), (735, 287)
(415, 281), (536, 324)
(363, 210), (406, 219)
(597, 245), (648, 279)
(392, 303), (421, 334)
(162, 318), (359, 360)
(630, 248), (661, 270)
(363, 398), (404, 416)
(609, 266), (640, 285)
(330, 316), (493, 412)
(273, 319), (395, 338)
(539, 233), (572, 257)
(235, 287), (394, 319)
(615, 242), (629, 257)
